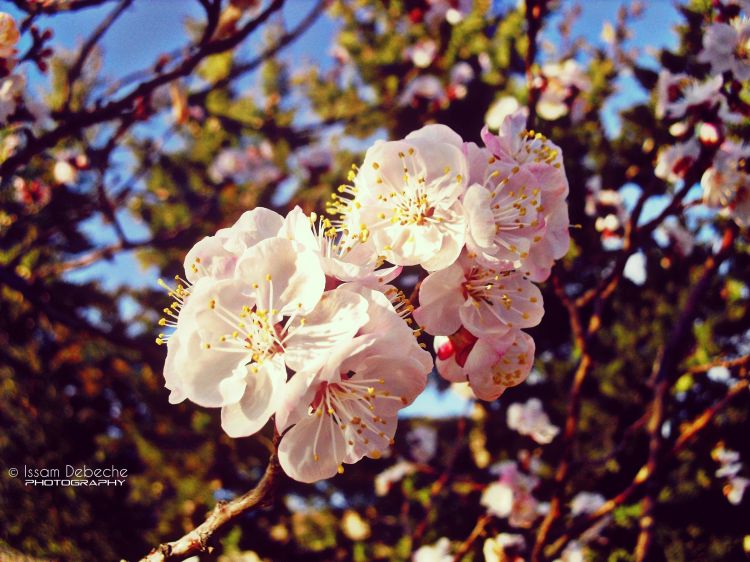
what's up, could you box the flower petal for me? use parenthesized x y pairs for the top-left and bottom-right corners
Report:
(283, 286), (370, 371)
(235, 237), (325, 317)
(278, 412), (346, 483)
(221, 356), (286, 438)
(412, 263), (465, 336)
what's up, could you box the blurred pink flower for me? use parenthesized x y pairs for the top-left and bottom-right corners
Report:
(481, 461), (541, 528)
(698, 17), (750, 81)
(506, 398), (559, 445)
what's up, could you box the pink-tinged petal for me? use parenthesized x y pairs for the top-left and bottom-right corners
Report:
(221, 207), (284, 254)
(184, 235), (237, 283)
(355, 355), (430, 416)
(344, 414), (397, 464)
(522, 205), (569, 282)
(405, 138), (468, 204)
(373, 222), (442, 267)
(464, 142), (492, 185)
(460, 301), (513, 337)
(235, 237), (325, 317)
(278, 412), (346, 483)
(277, 206), (318, 251)
(277, 334), (380, 432)
(339, 284), (412, 341)
(464, 184), (496, 248)
(406, 123), (464, 148)
(167, 278), (253, 407)
(164, 323), (189, 404)
(412, 264), (465, 336)
(460, 273), (544, 335)
(218, 365), (249, 405)
(171, 329), (247, 407)
(526, 162), (569, 203)
(467, 331), (535, 401)
(283, 287), (370, 371)
(436, 354), (467, 382)
(421, 203), (466, 271)
(274, 369), (320, 434)
(358, 139), (413, 189)
(220, 356), (286, 437)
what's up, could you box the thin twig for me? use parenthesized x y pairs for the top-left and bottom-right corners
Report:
(452, 514), (492, 562)
(634, 225), (737, 561)
(546, 376), (749, 560)
(64, 0), (134, 110)
(0, 0), (286, 180)
(524, 0), (548, 129)
(140, 449), (283, 562)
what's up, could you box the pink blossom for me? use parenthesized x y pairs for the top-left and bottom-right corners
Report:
(506, 398), (559, 445)
(535, 60), (591, 122)
(13, 177), (51, 209)
(701, 140), (750, 228)
(434, 328), (535, 401)
(183, 207), (285, 283)
(278, 207), (401, 288)
(275, 284), (431, 482)
(399, 75), (448, 107)
(478, 111), (570, 281)
(654, 139), (700, 183)
(209, 142), (281, 184)
(481, 461), (541, 528)
(413, 253), (543, 338)
(332, 124), (468, 271)
(698, 17), (750, 82)
(160, 235), (375, 442)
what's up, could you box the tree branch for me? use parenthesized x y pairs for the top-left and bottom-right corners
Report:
(139, 448), (283, 562)
(64, 0), (134, 110)
(524, 0), (548, 129)
(0, 0), (285, 181)
(546, 376), (749, 560)
(634, 224), (737, 561)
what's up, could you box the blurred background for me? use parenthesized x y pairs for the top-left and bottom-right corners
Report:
(1, 0), (749, 560)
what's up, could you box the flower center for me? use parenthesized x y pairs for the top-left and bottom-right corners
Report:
(514, 130), (560, 167)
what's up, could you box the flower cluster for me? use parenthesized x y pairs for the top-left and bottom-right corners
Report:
(160, 113), (569, 482)
(654, 2), (750, 228)
(406, 114), (569, 400)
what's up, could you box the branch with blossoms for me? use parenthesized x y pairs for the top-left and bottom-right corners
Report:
(4, 1), (750, 560)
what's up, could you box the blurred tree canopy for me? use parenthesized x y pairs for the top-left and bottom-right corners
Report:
(1, 0), (749, 561)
